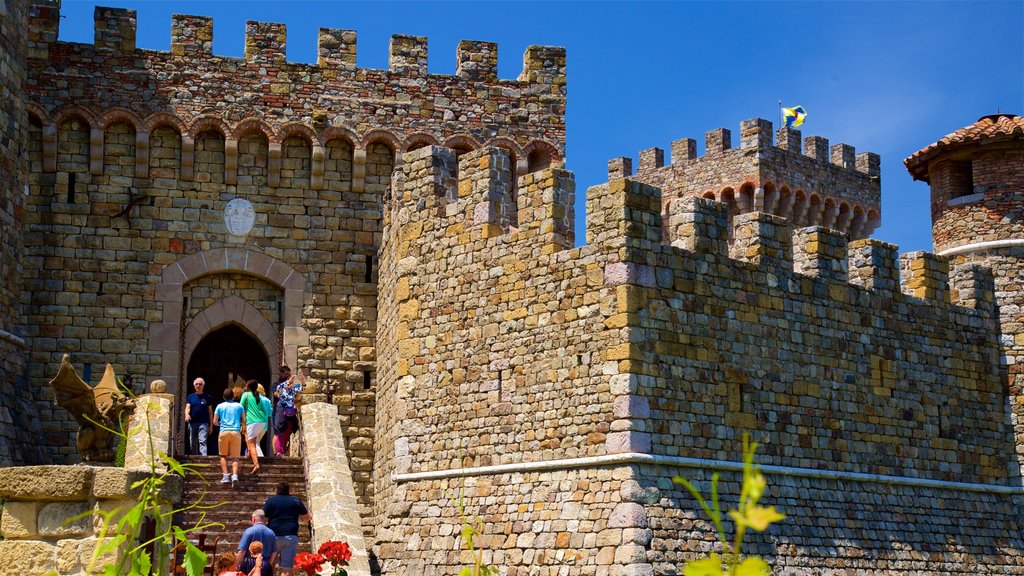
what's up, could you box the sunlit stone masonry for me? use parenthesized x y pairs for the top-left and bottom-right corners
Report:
(0, 1), (1022, 574)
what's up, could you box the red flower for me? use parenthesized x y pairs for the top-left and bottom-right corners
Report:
(318, 541), (353, 565)
(293, 552), (325, 576)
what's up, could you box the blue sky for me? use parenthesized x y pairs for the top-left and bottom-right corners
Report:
(57, 1), (1023, 253)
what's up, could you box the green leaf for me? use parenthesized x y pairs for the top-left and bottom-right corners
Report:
(728, 505), (785, 531)
(183, 540), (207, 576)
(161, 451), (187, 476)
(735, 557), (770, 576)
(116, 505), (143, 533)
(458, 568), (473, 576)
(96, 534), (126, 557)
(682, 553), (724, 576)
(102, 564), (120, 576)
(136, 550), (152, 575)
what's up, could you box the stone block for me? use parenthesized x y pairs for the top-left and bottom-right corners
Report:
(0, 501), (41, 538)
(0, 540), (56, 575)
(38, 501), (91, 537)
(0, 466), (93, 500)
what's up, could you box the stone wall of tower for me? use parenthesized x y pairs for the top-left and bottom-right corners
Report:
(0, 0), (46, 465)
(915, 122), (1024, 478)
(373, 144), (1023, 574)
(929, 147), (1024, 253)
(620, 119), (882, 241)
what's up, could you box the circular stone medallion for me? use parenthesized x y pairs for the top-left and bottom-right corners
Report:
(224, 198), (256, 237)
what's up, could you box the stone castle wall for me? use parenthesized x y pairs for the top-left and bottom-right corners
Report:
(17, 3), (567, 537)
(948, 248), (1024, 478)
(373, 144), (1022, 573)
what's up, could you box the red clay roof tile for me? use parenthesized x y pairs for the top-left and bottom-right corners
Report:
(905, 114), (1024, 181)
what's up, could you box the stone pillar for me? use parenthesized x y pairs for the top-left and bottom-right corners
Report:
(124, 392), (174, 470)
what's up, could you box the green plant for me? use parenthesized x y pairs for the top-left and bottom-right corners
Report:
(673, 434), (785, 576)
(58, 380), (222, 576)
(449, 480), (498, 576)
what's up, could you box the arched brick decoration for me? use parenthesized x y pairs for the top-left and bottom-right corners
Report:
(149, 247), (307, 394)
(182, 295), (279, 379)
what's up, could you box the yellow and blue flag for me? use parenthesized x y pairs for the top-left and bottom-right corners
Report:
(782, 105), (807, 128)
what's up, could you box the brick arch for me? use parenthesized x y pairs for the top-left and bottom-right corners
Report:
(98, 107), (143, 132)
(523, 140), (560, 173)
(53, 106), (101, 175)
(188, 114), (230, 139)
(144, 112), (187, 135)
(232, 118), (273, 143)
(182, 295), (279, 380)
(403, 131), (439, 152)
(25, 101), (49, 125)
(27, 102), (56, 172)
(149, 248), (308, 395)
(363, 129), (401, 153)
(52, 105), (99, 131)
(321, 126), (359, 149)
(443, 134), (480, 153)
(276, 122), (321, 147)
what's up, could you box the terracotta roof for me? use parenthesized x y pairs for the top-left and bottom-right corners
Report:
(904, 114), (1024, 181)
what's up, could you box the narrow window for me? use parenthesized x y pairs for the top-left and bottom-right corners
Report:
(364, 255), (373, 283)
(67, 172), (76, 203)
(363, 370), (372, 390)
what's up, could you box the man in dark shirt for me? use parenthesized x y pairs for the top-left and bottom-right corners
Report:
(184, 377), (213, 455)
(263, 481), (311, 576)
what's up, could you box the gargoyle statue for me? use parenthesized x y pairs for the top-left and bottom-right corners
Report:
(48, 354), (135, 463)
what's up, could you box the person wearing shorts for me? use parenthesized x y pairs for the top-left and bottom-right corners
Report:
(213, 388), (246, 488)
(263, 482), (310, 576)
(240, 379), (270, 474)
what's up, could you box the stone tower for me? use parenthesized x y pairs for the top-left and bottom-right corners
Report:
(905, 113), (1024, 475)
(0, 0), (44, 465)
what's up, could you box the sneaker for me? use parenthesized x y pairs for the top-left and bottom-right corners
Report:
(231, 474), (239, 489)
(220, 474), (230, 484)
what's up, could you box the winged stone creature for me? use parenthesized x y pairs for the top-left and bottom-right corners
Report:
(48, 354), (135, 463)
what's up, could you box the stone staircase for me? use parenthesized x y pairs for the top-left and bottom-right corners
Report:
(171, 455), (312, 572)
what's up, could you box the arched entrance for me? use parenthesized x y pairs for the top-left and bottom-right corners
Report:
(185, 324), (272, 455)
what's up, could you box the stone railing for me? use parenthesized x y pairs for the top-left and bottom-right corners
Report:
(0, 465), (183, 575)
(0, 391), (180, 575)
(300, 401), (371, 575)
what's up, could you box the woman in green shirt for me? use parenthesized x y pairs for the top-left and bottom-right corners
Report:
(240, 380), (270, 474)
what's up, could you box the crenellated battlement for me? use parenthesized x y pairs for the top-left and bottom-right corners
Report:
(27, 4), (566, 89)
(615, 118), (882, 241)
(584, 176), (993, 317)
(387, 145), (575, 256)
(25, 4), (566, 182)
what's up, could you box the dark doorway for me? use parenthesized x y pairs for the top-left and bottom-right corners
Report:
(185, 324), (272, 455)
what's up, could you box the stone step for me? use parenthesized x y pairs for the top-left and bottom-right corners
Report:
(172, 454), (312, 573)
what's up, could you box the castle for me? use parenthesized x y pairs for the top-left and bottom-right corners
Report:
(0, 2), (1022, 574)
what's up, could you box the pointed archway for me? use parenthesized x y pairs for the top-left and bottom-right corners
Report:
(185, 324), (271, 455)
(148, 248), (309, 395)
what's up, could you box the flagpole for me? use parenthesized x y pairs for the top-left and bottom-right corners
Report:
(778, 100), (783, 128)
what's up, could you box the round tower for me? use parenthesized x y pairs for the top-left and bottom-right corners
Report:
(905, 114), (1024, 475)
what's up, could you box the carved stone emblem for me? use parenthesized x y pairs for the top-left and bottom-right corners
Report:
(224, 198), (256, 237)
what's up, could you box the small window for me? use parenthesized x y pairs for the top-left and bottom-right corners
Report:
(948, 161), (974, 199)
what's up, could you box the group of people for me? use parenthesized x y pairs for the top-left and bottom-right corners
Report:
(184, 365), (306, 487)
(214, 481), (311, 576)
